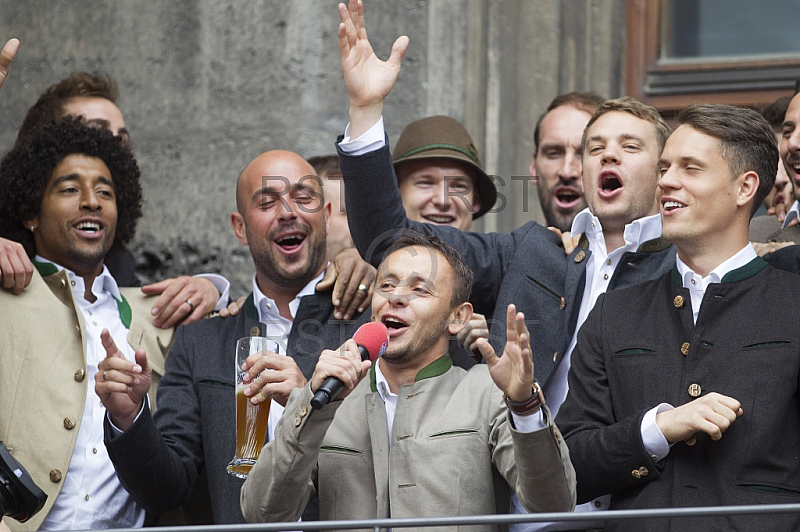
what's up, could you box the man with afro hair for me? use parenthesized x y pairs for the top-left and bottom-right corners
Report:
(0, 117), (173, 531)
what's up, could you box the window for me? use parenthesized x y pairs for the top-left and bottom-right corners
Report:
(625, 0), (800, 114)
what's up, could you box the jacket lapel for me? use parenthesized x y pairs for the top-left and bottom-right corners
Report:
(562, 235), (590, 364)
(289, 292), (331, 379)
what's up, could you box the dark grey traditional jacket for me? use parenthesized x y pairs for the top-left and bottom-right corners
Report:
(558, 258), (800, 531)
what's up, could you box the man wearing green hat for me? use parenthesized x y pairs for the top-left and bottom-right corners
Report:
(391, 115), (497, 365)
(392, 115), (497, 231)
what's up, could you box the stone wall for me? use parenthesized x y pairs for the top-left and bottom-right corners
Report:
(0, 0), (623, 297)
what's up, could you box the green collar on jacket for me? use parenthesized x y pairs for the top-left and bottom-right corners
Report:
(33, 258), (132, 328)
(369, 352), (453, 392)
(670, 256), (768, 286)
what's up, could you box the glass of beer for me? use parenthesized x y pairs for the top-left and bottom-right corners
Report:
(226, 336), (273, 478)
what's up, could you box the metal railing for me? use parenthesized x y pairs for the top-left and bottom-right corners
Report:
(82, 503), (800, 532)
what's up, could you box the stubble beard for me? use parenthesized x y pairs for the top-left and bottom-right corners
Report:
(252, 225), (328, 290)
(539, 181), (584, 233)
(381, 313), (450, 368)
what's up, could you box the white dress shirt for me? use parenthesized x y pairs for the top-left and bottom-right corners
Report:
(513, 209), (663, 531)
(37, 258), (145, 531)
(639, 244), (758, 461)
(250, 269), (325, 441)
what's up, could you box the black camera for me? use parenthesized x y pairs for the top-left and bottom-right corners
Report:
(0, 442), (47, 523)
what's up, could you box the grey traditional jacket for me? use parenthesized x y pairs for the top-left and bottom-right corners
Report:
(241, 355), (576, 530)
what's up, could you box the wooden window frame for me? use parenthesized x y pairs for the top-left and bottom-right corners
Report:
(625, 0), (800, 115)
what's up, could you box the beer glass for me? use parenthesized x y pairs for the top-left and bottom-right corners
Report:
(226, 336), (274, 478)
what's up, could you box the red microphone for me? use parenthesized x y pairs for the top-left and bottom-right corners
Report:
(310, 322), (389, 410)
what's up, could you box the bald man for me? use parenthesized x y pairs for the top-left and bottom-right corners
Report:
(98, 150), (370, 524)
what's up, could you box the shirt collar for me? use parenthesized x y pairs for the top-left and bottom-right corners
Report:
(250, 265), (327, 322)
(35, 255), (122, 302)
(374, 358), (395, 404)
(571, 209), (663, 249)
(570, 208), (599, 236)
(783, 200), (800, 228)
(675, 244), (757, 288)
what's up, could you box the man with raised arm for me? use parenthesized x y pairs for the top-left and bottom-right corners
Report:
(334, 3), (677, 526)
(558, 104), (800, 531)
(241, 231), (576, 526)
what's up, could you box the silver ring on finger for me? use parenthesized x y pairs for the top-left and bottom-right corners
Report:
(358, 284), (368, 293)
(102, 370), (107, 382)
(184, 299), (195, 312)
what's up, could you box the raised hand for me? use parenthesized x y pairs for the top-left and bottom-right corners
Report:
(95, 329), (152, 430)
(337, 0), (408, 138)
(477, 304), (535, 402)
(0, 39), (19, 91)
(656, 392), (743, 444)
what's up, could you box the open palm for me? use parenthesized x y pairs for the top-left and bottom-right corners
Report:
(338, 0), (408, 111)
(478, 304), (535, 402)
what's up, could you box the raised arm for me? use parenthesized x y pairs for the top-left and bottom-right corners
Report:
(338, 0), (408, 138)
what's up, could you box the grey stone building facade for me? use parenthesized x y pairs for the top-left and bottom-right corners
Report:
(0, 0), (624, 295)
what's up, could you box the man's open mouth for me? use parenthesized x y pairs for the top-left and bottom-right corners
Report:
(382, 316), (407, 329)
(789, 161), (800, 182)
(73, 220), (105, 238)
(381, 316), (409, 336)
(274, 233), (306, 252)
(554, 186), (582, 209)
(599, 172), (623, 193)
(76, 221), (101, 233)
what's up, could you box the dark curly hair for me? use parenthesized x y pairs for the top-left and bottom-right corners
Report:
(0, 117), (142, 258)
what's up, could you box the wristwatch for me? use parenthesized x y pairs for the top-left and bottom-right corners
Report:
(504, 381), (545, 416)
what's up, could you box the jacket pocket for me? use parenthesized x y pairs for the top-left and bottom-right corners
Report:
(320, 445), (362, 455)
(742, 340), (791, 350)
(198, 379), (234, 389)
(736, 482), (800, 497)
(525, 276), (566, 310)
(614, 348), (656, 356)
(428, 428), (479, 439)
